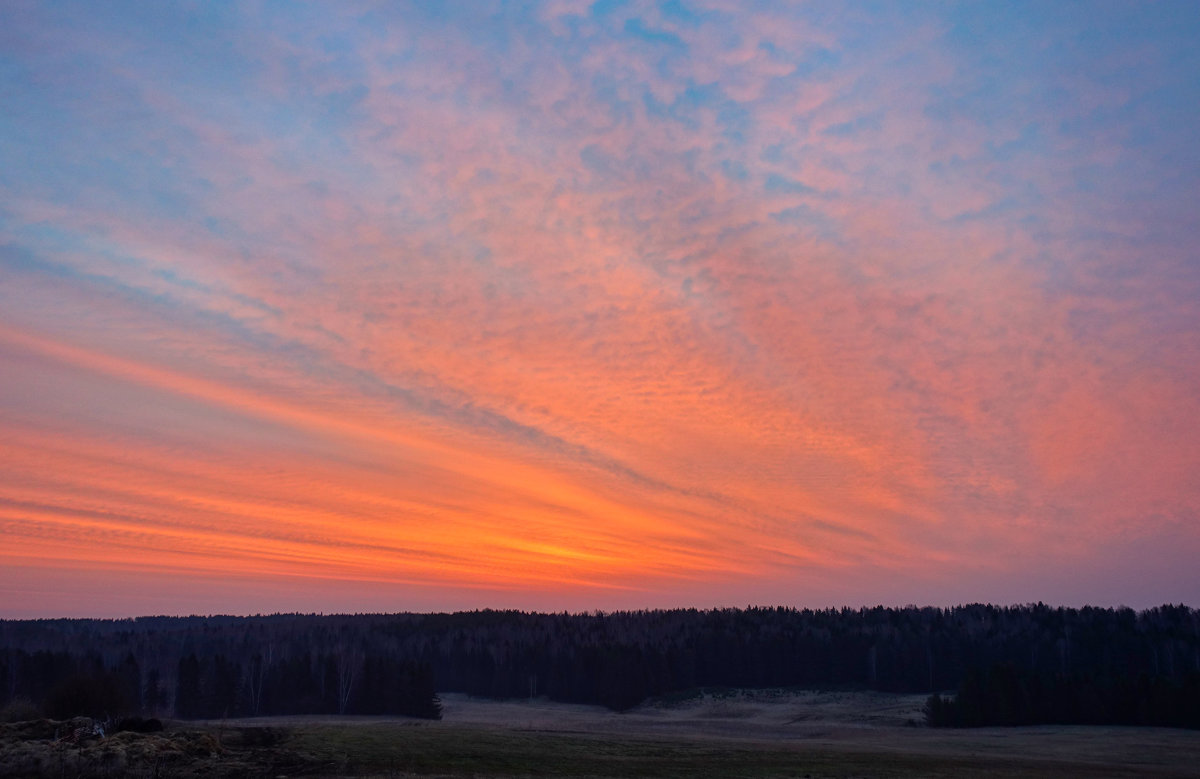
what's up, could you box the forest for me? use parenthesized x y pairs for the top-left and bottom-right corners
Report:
(1, 604), (1197, 727)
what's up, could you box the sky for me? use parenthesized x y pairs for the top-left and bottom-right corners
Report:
(1, 1), (1198, 618)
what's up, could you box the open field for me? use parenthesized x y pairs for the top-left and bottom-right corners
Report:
(4, 690), (1199, 777)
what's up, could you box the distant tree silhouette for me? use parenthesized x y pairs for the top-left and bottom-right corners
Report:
(174, 653), (201, 718)
(2, 605), (1197, 723)
(925, 663), (1200, 729)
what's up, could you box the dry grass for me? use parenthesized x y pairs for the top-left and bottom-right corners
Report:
(0, 719), (226, 778)
(4, 691), (1198, 777)
(281, 720), (1200, 778)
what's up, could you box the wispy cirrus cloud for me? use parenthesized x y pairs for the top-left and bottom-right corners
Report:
(1, 1), (1197, 616)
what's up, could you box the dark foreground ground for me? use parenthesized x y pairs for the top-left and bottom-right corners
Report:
(3, 690), (1198, 778)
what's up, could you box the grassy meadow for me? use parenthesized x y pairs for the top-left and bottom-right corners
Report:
(6, 690), (1198, 777)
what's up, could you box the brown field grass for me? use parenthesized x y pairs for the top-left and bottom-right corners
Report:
(4, 690), (1199, 777)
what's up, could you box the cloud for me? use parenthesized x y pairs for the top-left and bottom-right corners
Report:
(0, 2), (1198, 615)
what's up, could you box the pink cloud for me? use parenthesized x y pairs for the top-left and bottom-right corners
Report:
(1, 3), (1197, 614)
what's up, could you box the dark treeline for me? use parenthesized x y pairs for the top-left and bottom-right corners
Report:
(925, 662), (1200, 729)
(2, 604), (1197, 725)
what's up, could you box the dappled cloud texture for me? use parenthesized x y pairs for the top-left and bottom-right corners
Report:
(1, 1), (1198, 616)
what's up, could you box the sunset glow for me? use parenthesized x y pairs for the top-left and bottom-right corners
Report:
(2, 2), (1198, 616)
